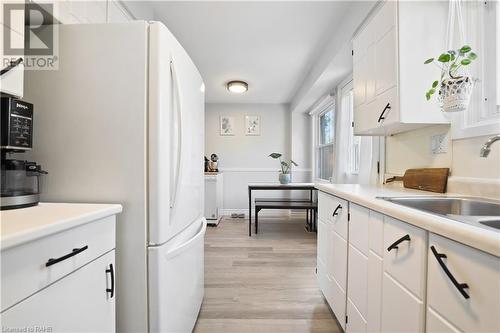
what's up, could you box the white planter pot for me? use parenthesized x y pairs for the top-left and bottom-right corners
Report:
(439, 76), (473, 112)
(279, 173), (291, 184)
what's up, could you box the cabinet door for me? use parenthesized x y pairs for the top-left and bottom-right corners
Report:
(373, 1), (398, 97)
(366, 252), (383, 333)
(317, 218), (330, 273)
(347, 244), (368, 322)
(427, 234), (500, 333)
(329, 227), (348, 330)
(1, 251), (116, 333)
(353, 27), (369, 108)
(381, 272), (425, 333)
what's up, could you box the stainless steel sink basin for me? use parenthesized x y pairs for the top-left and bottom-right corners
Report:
(479, 220), (500, 230)
(378, 196), (500, 232)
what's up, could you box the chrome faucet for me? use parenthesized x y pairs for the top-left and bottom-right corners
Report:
(480, 135), (500, 157)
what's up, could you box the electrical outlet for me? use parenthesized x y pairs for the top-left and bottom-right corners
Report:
(431, 133), (448, 154)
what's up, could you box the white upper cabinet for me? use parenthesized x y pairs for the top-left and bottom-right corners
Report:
(352, 0), (450, 136)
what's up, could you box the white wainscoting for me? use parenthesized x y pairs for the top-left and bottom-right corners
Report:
(218, 168), (313, 216)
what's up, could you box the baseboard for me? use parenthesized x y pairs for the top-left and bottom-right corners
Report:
(221, 209), (307, 218)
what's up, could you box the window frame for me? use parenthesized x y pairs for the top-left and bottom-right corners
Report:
(310, 97), (336, 182)
(451, 0), (500, 139)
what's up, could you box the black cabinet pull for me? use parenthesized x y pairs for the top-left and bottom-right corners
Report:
(377, 103), (391, 123)
(46, 245), (88, 267)
(106, 263), (115, 298)
(387, 234), (411, 252)
(430, 246), (470, 299)
(0, 58), (23, 76)
(332, 204), (342, 217)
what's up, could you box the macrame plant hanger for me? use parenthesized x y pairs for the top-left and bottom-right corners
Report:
(440, 0), (474, 112)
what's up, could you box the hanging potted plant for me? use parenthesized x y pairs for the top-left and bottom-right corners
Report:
(269, 153), (297, 184)
(424, 45), (476, 112)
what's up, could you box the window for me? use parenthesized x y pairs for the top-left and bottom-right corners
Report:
(316, 106), (335, 180)
(451, 0), (500, 138)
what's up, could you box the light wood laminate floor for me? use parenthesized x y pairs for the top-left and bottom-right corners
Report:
(194, 216), (342, 333)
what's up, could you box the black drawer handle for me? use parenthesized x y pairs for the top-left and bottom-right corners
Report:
(377, 103), (391, 123)
(106, 263), (115, 298)
(45, 245), (88, 267)
(387, 234), (411, 252)
(430, 246), (470, 299)
(0, 57), (23, 76)
(332, 204), (342, 217)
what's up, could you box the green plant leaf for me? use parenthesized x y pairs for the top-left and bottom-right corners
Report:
(429, 88), (435, 94)
(432, 80), (439, 88)
(438, 53), (451, 62)
(424, 58), (434, 64)
(468, 52), (477, 60)
(290, 160), (298, 167)
(269, 153), (282, 159)
(459, 45), (471, 54)
(281, 161), (288, 167)
(426, 92), (431, 100)
(461, 58), (471, 66)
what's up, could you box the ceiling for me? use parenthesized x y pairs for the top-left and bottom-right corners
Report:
(150, 1), (354, 104)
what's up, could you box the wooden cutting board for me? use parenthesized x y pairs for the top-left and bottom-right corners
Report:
(386, 168), (450, 193)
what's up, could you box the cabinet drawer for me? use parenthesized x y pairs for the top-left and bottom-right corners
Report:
(318, 191), (348, 239)
(383, 216), (427, 298)
(1, 215), (115, 311)
(427, 233), (500, 333)
(1, 250), (115, 332)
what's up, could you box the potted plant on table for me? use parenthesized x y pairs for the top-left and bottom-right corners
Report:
(269, 153), (297, 184)
(424, 45), (477, 112)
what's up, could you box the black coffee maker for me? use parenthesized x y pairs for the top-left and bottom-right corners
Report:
(1, 97), (47, 210)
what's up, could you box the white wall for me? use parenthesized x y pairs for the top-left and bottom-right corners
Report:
(385, 125), (500, 198)
(205, 103), (312, 212)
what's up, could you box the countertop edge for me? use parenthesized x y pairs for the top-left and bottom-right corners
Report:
(315, 183), (500, 258)
(1, 204), (123, 251)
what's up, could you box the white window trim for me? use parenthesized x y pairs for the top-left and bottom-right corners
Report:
(310, 95), (335, 182)
(451, 0), (500, 139)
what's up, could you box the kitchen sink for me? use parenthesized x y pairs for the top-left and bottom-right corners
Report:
(480, 220), (500, 230)
(378, 196), (500, 232)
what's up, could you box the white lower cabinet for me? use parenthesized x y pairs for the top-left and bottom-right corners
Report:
(382, 217), (427, 332)
(1, 213), (117, 332)
(381, 272), (425, 333)
(317, 193), (348, 330)
(426, 233), (500, 333)
(317, 191), (500, 333)
(1, 251), (116, 332)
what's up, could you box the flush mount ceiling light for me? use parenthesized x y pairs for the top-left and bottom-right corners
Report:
(227, 80), (248, 94)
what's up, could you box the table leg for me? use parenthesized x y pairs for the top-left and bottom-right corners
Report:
(255, 207), (259, 234)
(248, 188), (252, 237)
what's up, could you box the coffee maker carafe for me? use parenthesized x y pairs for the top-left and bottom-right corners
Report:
(1, 97), (47, 210)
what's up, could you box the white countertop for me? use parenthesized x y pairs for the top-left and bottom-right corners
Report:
(315, 183), (500, 257)
(1, 203), (123, 250)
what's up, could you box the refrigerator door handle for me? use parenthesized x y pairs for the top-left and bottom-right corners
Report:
(165, 220), (206, 259)
(170, 59), (183, 209)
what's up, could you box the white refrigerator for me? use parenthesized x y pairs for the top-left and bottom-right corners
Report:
(24, 21), (205, 333)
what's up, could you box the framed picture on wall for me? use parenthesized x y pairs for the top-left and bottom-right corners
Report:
(220, 115), (235, 136)
(245, 115), (260, 136)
